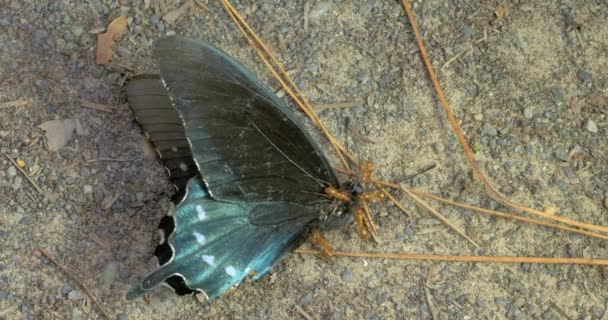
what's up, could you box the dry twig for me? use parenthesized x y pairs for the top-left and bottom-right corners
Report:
(0, 98), (31, 109)
(294, 249), (608, 265)
(37, 248), (112, 320)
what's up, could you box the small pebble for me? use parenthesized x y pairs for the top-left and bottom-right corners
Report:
(12, 176), (22, 190)
(551, 87), (565, 102)
(301, 292), (313, 305)
(523, 107), (534, 119)
(340, 268), (353, 282)
(585, 119), (598, 133)
(61, 285), (72, 295)
(83, 185), (93, 193)
(473, 113), (483, 121)
(591, 305), (604, 318)
(7, 166), (17, 177)
(577, 70), (591, 81)
(481, 123), (498, 136)
(68, 290), (83, 300)
(100, 261), (119, 290)
(554, 148), (569, 162)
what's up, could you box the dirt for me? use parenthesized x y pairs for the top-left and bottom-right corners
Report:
(1, 0), (607, 319)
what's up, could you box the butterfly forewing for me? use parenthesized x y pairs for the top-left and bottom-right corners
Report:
(154, 36), (338, 203)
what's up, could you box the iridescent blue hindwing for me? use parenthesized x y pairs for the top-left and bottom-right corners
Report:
(127, 177), (319, 300)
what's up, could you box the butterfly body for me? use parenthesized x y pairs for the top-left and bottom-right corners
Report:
(126, 36), (347, 300)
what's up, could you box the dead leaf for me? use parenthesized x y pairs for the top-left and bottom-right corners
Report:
(37, 119), (76, 151)
(495, 3), (505, 20)
(590, 96), (608, 107)
(96, 15), (128, 65)
(107, 15), (128, 40)
(162, 1), (191, 25)
(96, 32), (114, 64)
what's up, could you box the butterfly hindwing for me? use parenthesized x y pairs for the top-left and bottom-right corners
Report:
(127, 177), (319, 300)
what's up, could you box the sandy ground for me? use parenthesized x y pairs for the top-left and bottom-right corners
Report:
(1, 0), (607, 319)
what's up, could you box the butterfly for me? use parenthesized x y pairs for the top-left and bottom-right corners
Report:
(125, 36), (351, 301)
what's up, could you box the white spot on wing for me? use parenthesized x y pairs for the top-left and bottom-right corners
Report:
(225, 265), (237, 277)
(179, 162), (188, 172)
(202, 255), (215, 266)
(193, 232), (206, 245)
(196, 205), (206, 220)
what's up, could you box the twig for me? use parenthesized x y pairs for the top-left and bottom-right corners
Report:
(399, 0), (608, 235)
(401, 185), (480, 247)
(37, 248), (112, 320)
(80, 100), (114, 113)
(0, 98), (31, 109)
(404, 187), (608, 241)
(422, 280), (439, 320)
(86, 157), (132, 163)
(361, 200), (381, 243)
(303, 1), (310, 33)
(294, 249), (608, 265)
(4, 154), (56, 201)
(441, 48), (472, 70)
(294, 305), (314, 320)
(401, 164), (437, 181)
(192, 0), (213, 15)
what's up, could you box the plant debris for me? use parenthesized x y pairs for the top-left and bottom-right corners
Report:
(96, 15), (128, 64)
(37, 119), (76, 151)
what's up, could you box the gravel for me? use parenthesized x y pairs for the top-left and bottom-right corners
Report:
(0, 1), (606, 319)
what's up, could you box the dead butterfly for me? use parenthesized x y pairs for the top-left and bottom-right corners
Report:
(125, 36), (352, 301)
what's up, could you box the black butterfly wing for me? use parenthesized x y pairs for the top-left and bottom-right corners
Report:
(126, 75), (198, 201)
(155, 36), (338, 203)
(126, 37), (342, 300)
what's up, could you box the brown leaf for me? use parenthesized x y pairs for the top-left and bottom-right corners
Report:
(95, 15), (128, 65)
(495, 4), (505, 20)
(107, 15), (128, 40)
(96, 32), (114, 64)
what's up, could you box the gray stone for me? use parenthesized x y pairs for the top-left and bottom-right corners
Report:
(577, 70), (591, 81)
(523, 107), (534, 119)
(68, 290), (83, 300)
(554, 148), (569, 161)
(482, 123), (498, 136)
(585, 119), (598, 133)
(11, 176), (22, 190)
